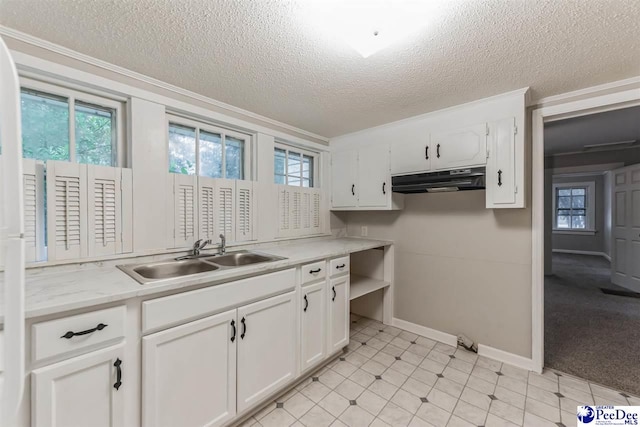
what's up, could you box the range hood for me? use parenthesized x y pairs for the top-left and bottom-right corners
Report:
(392, 167), (486, 193)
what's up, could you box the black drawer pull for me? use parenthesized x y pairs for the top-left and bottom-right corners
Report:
(382, 182), (386, 194)
(113, 358), (122, 391)
(336, 264), (346, 269)
(437, 144), (441, 158)
(332, 286), (336, 301)
(309, 268), (322, 274)
(61, 323), (108, 339)
(498, 170), (503, 187)
(351, 184), (355, 196)
(303, 295), (309, 312)
(425, 146), (429, 160)
(240, 317), (246, 339)
(230, 319), (236, 342)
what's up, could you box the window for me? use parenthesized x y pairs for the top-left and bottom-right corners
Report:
(167, 115), (249, 179)
(553, 182), (596, 231)
(274, 144), (316, 187)
(19, 78), (123, 166)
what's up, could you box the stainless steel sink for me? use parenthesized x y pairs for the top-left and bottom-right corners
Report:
(200, 251), (283, 267)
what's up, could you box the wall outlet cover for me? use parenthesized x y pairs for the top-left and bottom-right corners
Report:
(361, 226), (368, 237)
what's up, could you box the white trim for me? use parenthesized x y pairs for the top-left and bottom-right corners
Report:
(552, 229), (596, 236)
(0, 25), (329, 144)
(274, 142), (319, 188)
(551, 181), (595, 231)
(531, 84), (640, 374)
(391, 317), (458, 347)
(533, 76), (640, 106)
(476, 344), (534, 372)
(551, 249), (610, 260)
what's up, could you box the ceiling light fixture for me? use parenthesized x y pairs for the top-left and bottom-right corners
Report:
(300, 0), (435, 58)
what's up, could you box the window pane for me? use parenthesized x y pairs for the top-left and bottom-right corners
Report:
(21, 89), (70, 161)
(571, 195), (585, 208)
(572, 215), (586, 229)
(303, 154), (314, 187)
(572, 188), (586, 196)
(168, 124), (196, 175)
(573, 209), (586, 216)
(288, 152), (301, 177)
(275, 148), (286, 179)
(75, 101), (115, 166)
(558, 189), (571, 196)
(225, 136), (244, 179)
(557, 196), (571, 209)
(557, 209), (571, 216)
(275, 174), (286, 185)
(557, 216), (570, 228)
(199, 130), (222, 178)
(288, 177), (301, 187)
(302, 178), (311, 188)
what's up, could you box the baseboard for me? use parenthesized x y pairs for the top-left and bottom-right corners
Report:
(392, 317), (535, 371)
(477, 344), (535, 371)
(391, 318), (458, 348)
(552, 249), (610, 261)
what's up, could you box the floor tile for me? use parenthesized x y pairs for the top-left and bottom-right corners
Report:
(525, 397), (560, 423)
(381, 343), (405, 357)
(415, 336), (437, 349)
(318, 391), (350, 418)
(335, 379), (365, 401)
(355, 345), (379, 359)
(558, 384), (593, 404)
(493, 386), (526, 409)
(345, 351), (369, 368)
(411, 367), (439, 387)
(402, 377), (433, 397)
(527, 373), (558, 393)
(300, 405), (336, 427)
(333, 360), (358, 378)
(485, 413), (521, 427)
(476, 356), (502, 372)
(284, 393), (316, 419)
(370, 418), (392, 427)
(448, 358), (474, 374)
(416, 402), (452, 427)
(376, 332), (395, 343)
(319, 370), (346, 389)
(471, 366), (499, 384)
(561, 409), (578, 427)
(453, 399), (487, 425)
(408, 415), (435, 427)
(361, 360), (387, 376)
(392, 359), (418, 376)
(349, 369), (376, 388)
(558, 375), (591, 394)
(527, 383), (559, 408)
(452, 349), (478, 364)
(382, 367), (409, 387)
(434, 377), (464, 399)
(391, 336), (413, 350)
(399, 330), (419, 342)
(357, 389), (388, 416)
(427, 350), (452, 365)
(466, 375), (497, 395)
(368, 378), (400, 400)
(259, 408), (297, 427)
(497, 375), (527, 395)
(338, 405), (375, 427)
(302, 381), (333, 403)
(392, 388), (423, 414)
(421, 358), (447, 374)
(460, 385), (492, 411)
(433, 343), (457, 355)
(406, 343), (432, 357)
(367, 337), (387, 350)
(428, 387), (458, 412)
(372, 351), (396, 367)
(500, 364), (529, 381)
(489, 400), (524, 425)
(402, 350), (426, 366)
(443, 366), (470, 385)
(523, 411), (557, 427)
(378, 402), (414, 426)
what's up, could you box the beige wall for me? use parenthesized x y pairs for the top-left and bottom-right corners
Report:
(343, 190), (533, 358)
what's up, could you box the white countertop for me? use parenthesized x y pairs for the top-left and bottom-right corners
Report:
(0, 237), (391, 322)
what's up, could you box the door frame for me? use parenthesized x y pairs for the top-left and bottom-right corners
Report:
(531, 83), (640, 372)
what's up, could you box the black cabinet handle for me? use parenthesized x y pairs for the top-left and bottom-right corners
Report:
(303, 295), (309, 312)
(498, 170), (503, 187)
(425, 146), (429, 160)
(382, 182), (386, 195)
(61, 323), (108, 339)
(113, 358), (122, 391)
(240, 317), (246, 339)
(437, 144), (441, 158)
(351, 184), (355, 196)
(230, 319), (236, 342)
(309, 268), (321, 274)
(336, 264), (346, 269)
(332, 286), (336, 301)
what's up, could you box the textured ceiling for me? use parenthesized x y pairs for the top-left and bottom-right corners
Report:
(545, 106), (640, 155)
(1, 0), (639, 138)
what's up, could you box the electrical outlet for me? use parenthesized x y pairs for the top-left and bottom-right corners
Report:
(361, 226), (368, 237)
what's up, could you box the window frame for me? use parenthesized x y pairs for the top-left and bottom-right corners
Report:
(167, 114), (251, 180)
(19, 77), (126, 167)
(552, 181), (596, 233)
(274, 142), (319, 188)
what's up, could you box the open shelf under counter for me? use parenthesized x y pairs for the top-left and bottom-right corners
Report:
(350, 274), (390, 301)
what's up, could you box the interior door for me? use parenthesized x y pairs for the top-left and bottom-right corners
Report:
(236, 291), (296, 413)
(611, 164), (640, 291)
(358, 145), (390, 207)
(142, 309), (237, 427)
(331, 149), (358, 208)
(432, 123), (488, 170)
(31, 344), (125, 427)
(301, 281), (326, 372)
(328, 276), (350, 353)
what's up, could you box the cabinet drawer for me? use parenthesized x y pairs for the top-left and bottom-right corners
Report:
(143, 268), (296, 333)
(32, 306), (126, 363)
(329, 257), (350, 277)
(301, 261), (326, 285)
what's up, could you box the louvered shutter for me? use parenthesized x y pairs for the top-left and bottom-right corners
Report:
(22, 159), (45, 262)
(235, 180), (255, 242)
(121, 168), (133, 253)
(291, 189), (302, 235)
(277, 185), (291, 238)
(215, 178), (235, 242)
(46, 161), (87, 261)
(87, 165), (122, 257)
(198, 177), (217, 241)
(311, 189), (322, 234)
(171, 173), (198, 248)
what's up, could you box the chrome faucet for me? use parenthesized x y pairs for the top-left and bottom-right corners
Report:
(218, 234), (226, 255)
(176, 239), (211, 260)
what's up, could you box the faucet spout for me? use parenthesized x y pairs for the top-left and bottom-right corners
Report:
(219, 234), (226, 255)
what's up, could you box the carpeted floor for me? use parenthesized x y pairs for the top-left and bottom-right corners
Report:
(545, 253), (640, 396)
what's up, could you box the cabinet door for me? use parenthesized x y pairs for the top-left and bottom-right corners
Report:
(331, 149), (358, 208)
(237, 291), (296, 413)
(358, 145), (390, 208)
(432, 123), (487, 170)
(32, 344), (125, 427)
(142, 309), (236, 427)
(390, 136), (431, 175)
(328, 276), (350, 353)
(486, 117), (517, 208)
(301, 282), (326, 372)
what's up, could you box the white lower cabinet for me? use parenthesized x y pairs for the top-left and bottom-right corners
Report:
(328, 276), (350, 352)
(236, 291), (297, 413)
(142, 309), (236, 427)
(31, 343), (125, 427)
(300, 282), (326, 372)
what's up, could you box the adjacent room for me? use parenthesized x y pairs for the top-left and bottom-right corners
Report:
(0, 2), (639, 427)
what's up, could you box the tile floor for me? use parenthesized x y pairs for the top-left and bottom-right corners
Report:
(237, 315), (640, 427)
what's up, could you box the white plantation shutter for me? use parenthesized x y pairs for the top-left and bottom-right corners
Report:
(22, 159), (45, 262)
(302, 191), (311, 230)
(236, 180), (255, 242)
(198, 177), (217, 241)
(170, 174), (198, 248)
(47, 161), (87, 261)
(277, 185), (291, 237)
(291, 189), (302, 233)
(87, 165), (122, 257)
(215, 178), (235, 242)
(311, 189), (322, 234)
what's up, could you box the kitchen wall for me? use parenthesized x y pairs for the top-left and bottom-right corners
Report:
(337, 190), (533, 358)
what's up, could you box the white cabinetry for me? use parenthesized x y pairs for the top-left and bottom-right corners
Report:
(486, 117), (523, 208)
(331, 149), (358, 208)
(237, 291), (297, 412)
(300, 281), (326, 372)
(431, 123), (488, 171)
(32, 344), (125, 427)
(142, 310), (236, 427)
(390, 135), (431, 175)
(328, 276), (350, 352)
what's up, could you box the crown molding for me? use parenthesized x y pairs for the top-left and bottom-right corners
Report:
(532, 76), (640, 107)
(0, 25), (329, 143)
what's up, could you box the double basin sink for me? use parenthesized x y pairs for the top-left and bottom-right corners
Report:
(117, 250), (286, 284)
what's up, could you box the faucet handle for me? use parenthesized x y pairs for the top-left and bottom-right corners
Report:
(193, 239), (203, 249)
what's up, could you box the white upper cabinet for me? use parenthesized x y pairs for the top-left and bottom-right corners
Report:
(358, 144), (391, 208)
(431, 123), (488, 170)
(486, 117), (521, 208)
(390, 134), (431, 175)
(331, 149), (358, 208)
